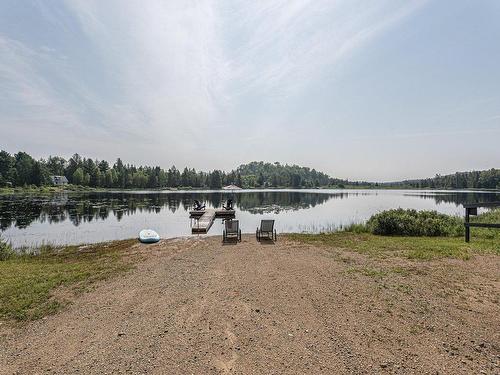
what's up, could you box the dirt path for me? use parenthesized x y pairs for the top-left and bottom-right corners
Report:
(1, 236), (499, 374)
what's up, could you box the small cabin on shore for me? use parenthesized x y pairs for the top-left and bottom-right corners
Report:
(50, 175), (68, 186)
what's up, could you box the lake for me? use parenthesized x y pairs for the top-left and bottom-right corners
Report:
(1, 189), (499, 248)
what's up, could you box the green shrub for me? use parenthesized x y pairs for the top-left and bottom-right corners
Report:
(366, 209), (463, 237)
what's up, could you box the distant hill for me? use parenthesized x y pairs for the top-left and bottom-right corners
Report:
(234, 161), (346, 188)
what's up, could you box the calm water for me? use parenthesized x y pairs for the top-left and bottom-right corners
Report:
(1, 189), (499, 248)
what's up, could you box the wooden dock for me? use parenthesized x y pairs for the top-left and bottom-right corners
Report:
(190, 209), (235, 233)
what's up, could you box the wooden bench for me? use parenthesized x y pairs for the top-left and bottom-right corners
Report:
(463, 202), (500, 242)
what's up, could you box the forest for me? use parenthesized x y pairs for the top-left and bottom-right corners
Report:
(0, 151), (343, 189)
(0, 150), (498, 190)
(381, 169), (500, 190)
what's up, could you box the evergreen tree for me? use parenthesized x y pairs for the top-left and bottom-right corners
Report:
(210, 170), (222, 189)
(14, 152), (35, 185)
(31, 161), (50, 186)
(47, 156), (66, 175)
(0, 151), (15, 186)
(235, 172), (242, 187)
(72, 168), (85, 185)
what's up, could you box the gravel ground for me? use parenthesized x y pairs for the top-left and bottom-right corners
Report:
(0, 235), (499, 374)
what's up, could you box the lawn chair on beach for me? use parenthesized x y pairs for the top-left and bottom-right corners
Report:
(222, 199), (234, 210)
(256, 219), (277, 241)
(193, 200), (205, 211)
(223, 219), (241, 242)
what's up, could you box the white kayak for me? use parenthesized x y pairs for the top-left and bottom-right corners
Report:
(139, 229), (160, 243)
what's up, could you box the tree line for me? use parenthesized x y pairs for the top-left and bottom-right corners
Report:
(0, 151), (344, 189)
(1, 150), (498, 190)
(381, 169), (500, 190)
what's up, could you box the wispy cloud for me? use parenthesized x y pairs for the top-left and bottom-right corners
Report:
(221, 0), (428, 98)
(0, 36), (83, 133)
(62, 0), (233, 157)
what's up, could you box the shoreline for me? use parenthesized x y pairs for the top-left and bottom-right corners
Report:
(1, 185), (499, 196)
(3, 206), (500, 251)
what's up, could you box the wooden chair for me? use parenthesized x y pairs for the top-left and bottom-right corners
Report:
(222, 199), (234, 210)
(193, 200), (205, 211)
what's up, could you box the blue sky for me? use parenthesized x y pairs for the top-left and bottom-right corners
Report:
(0, 0), (499, 181)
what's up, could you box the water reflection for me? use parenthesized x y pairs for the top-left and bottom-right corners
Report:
(1, 190), (498, 232)
(403, 191), (500, 205)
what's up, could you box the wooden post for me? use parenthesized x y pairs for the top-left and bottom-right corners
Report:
(463, 202), (500, 242)
(465, 207), (470, 243)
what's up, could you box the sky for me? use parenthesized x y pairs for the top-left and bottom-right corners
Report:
(0, 0), (499, 182)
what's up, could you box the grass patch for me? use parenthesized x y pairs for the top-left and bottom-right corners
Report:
(470, 208), (500, 241)
(337, 222), (371, 234)
(391, 266), (411, 276)
(289, 208), (500, 260)
(0, 184), (105, 196)
(287, 232), (499, 260)
(0, 235), (15, 261)
(0, 239), (136, 321)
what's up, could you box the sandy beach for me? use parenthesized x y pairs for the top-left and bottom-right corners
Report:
(1, 235), (499, 374)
